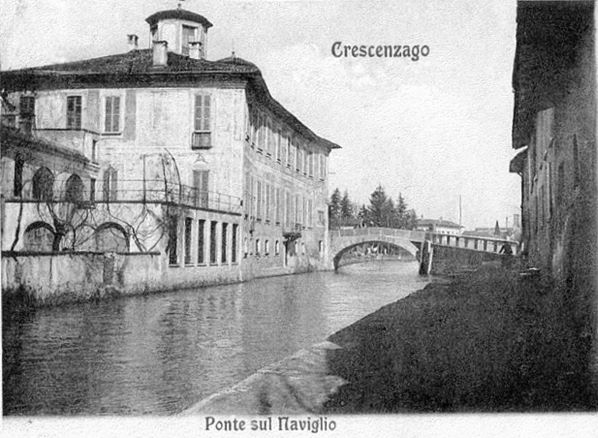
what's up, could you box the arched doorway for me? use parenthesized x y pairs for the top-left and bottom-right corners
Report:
(23, 222), (55, 251)
(94, 222), (129, 252)
(65, 174), (84, 203)
(32, 167), (54, 200)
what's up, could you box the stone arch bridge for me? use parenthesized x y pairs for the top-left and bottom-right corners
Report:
(328, 227), (426, 270)
(329, 227), (520, 272)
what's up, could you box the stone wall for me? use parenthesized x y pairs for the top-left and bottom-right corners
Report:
(2, 251), (162, 306)
(428, 245), (505, 276)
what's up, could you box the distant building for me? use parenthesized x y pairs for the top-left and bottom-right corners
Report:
(0, 7), (340, 290)
(415, 218), (463, 235)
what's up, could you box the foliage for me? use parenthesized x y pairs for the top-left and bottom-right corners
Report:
(329, 185), (418, 230)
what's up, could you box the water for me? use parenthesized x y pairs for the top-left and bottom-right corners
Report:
(3, 261), (428, 415)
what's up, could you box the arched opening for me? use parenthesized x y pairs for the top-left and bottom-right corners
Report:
(23, 222), (55, 251)
(333, 240), (418, 271)
(94, 222), (129, 252)
(32, 167), (54, 201)
(65, 174), (84, 203)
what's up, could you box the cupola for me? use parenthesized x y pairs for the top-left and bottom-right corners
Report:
(145, 8), (213, 59)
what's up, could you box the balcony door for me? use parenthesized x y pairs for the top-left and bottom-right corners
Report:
(193, 170), (209, 208)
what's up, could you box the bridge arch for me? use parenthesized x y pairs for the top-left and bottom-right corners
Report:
(332, 239), (419, 270)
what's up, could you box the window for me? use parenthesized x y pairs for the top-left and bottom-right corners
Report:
(256, 180), (263, 219)
(308, 199), (313, 227)
(90, 178), (96, 202)
(32, 167), (54, 200)
(275, 240), (280, 255)
(319, 240), (324, 255)
(168, 216), (179, 265)
(192, 94), (211, 149)
(308, 152), (314, 177)
(266, 118), (273, 156)
(289, 139), (295, 169)
(286, 136), (292, 167)
(103, 167), (118, 201)
(91, 140), (98, 163)
(210, 221), (218, 264)
(182, 25), (197, 56)
(255, 238), (260, 256)
(232, 224), (238, 263)
(275, 187), (281, 224)
(276, 129), (283, 163)
(221, 222), (228, 263)
(23, 222), (54, 252)
(184, 218), (193, 265)
(265, 182), (270, 222)
(13, 155), (23, 197)
(296, 147), (302, 172)
(67, 96), (82, 129)
(65, 174), (84, 203)
(197, 219), (205, 264)
(285, 190), (293, 227)
(104, 96), (121, 133)
(320, 154), (326, 180)
(20, 96), (35, 115)
(193, 170), (209, 208)
(265, 240), (270, 256)
(19, 96), (35, 133)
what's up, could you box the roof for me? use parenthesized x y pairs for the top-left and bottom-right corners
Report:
(511, 1), (593, 149)
(1, 125), (90, 164)
(416, 219), (463, 228)
(146, 9), (213, 29)
(0, 52), (341, 151)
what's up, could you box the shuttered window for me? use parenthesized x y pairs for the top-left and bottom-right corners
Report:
(104, 96), (121, 133)
(192, 94), (211, 149)
(67, 96), (82, 129)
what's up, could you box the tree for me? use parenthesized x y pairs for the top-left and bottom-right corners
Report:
(367, 185), (394, 227)
(394, 193), (408, 228)
(357, 204), (369, 226)
(329, 188), (342, 228)
(340, 190), (354, 221)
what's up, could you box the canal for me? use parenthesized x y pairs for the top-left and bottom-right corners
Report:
(3, 261), (429, 415)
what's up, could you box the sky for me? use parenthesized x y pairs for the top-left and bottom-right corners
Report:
(1, 0), (521, 229)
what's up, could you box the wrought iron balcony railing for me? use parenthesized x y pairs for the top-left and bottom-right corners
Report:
(7, 179), (242, 214)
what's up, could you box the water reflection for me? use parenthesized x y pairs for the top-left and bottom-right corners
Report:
(3, 261), (428, 415)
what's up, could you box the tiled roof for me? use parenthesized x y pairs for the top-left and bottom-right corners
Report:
(0, 51), (341, 151)
(1, 125), (89, 164)
(10, 49), (258, 75)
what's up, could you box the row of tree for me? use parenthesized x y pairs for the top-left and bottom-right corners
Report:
(329, 185), (418, 229)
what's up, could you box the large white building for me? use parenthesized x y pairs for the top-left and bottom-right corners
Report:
(0, 7), (340, 296)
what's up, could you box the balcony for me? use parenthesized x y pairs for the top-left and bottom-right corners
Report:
(191, 132), (211, 150)
(8, 179), (242, 215)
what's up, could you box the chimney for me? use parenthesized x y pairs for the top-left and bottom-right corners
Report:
(152, 40), (168, 67)
(127, 34), (139, 51)
(188, 41), (203, 60)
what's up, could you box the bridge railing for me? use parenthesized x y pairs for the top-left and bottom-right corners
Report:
(331, 227), (426, 241)
(427, 232), (519, 255)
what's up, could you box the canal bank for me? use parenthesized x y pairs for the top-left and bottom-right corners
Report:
(184, 262), (597, 414)
(324, 263), (597, 412)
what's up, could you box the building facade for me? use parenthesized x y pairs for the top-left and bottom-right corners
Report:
(0, 8), (339, 297)
(415, 218), (463, 236)
(509, 0), (597, 391)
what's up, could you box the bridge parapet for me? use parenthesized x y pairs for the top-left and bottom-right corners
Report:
(427, 233), (519, 255)
(330, 227), (426, 241)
